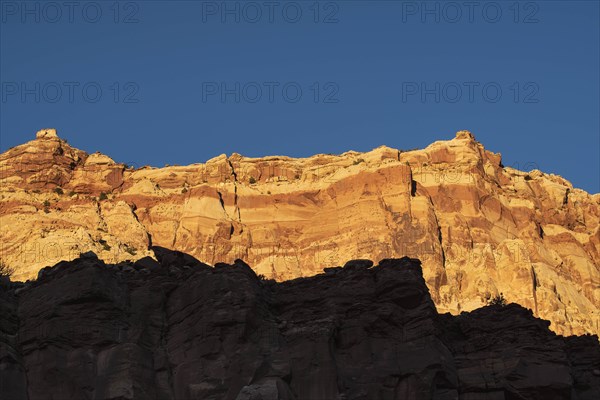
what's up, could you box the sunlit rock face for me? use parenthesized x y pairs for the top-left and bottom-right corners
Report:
(1, 254), (598, 400)
(0, 129), (598, 336)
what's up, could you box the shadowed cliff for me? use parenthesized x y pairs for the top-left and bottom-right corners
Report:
(1, 248), (599, 400)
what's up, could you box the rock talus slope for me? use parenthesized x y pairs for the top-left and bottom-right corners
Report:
(0, 129), (598, 336)
(1, 252), (599, 400)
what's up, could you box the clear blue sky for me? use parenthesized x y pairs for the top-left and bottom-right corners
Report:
(1, 0), (598, 192)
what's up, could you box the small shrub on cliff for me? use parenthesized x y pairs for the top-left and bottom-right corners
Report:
(53, 187), (64, 195)
(99, 192), (108, 201)
(0, 260), (15, 278)
(124, 245), (137, 256)
(249, 177), (257, 184)
(99, 239), (111, 251)
(488, 293), (507, 307)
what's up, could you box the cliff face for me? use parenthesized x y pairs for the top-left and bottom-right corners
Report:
(1, 251), (599, 400)
(0, 129), (599, 337)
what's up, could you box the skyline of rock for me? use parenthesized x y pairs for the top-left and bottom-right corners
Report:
(1, 128), (598, 337)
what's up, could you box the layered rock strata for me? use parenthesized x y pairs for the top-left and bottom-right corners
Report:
(0, 129), (598, 336)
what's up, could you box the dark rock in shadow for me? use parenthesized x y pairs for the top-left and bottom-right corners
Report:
(151, 245), (211, 271)
(0, 250), (598, 400)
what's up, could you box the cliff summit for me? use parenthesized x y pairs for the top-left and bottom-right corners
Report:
(0, 129), (598, 337)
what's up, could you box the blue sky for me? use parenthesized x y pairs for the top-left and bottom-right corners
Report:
(1, 0), (598, 192)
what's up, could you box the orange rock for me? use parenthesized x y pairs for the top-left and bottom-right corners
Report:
(1, 129), (598, 336)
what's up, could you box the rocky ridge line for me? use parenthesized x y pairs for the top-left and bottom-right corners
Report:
(0, 129), (598, 337)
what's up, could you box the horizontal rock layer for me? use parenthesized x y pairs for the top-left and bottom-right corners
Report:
(1, 251), (599, 400)
(0, 129), (598, 337)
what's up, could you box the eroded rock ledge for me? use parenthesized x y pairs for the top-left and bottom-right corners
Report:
(2, 129), (599, 338)
(1, 250), (599, 400)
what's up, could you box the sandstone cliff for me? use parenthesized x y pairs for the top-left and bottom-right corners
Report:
(1, 252), (599, 400)
(0, 129), (598, 336)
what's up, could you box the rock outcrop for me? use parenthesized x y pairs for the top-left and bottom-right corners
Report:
(1, 252), (599, 400)
(0, 129), (598, 337)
